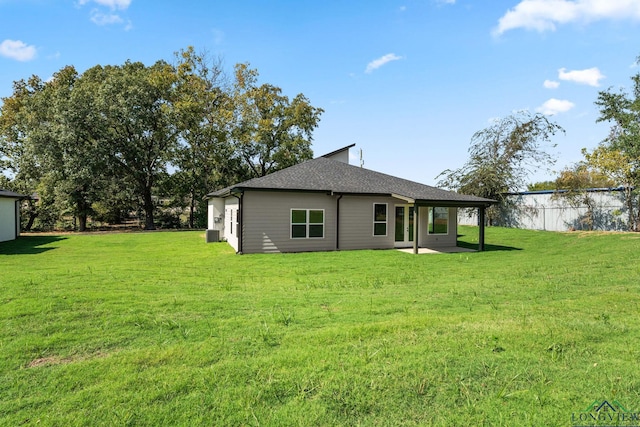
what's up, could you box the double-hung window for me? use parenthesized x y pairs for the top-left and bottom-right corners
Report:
(373, 203), (387, 236)
(291, 209), (324, 238)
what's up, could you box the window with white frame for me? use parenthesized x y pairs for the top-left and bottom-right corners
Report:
(373, 203), (387, 236)
(291, 209), (324, 238)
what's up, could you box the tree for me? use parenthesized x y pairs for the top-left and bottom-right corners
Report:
(87, 61), (179, 230)
(36, 65), (110, 231)
(527, 180), (556, 191)
(0, 75), (54, 230)
(552, 162), (616, 230)
(1, 50), (325, 232)
(581, 145), (639, 230)
(231, 63), (323, 178)
(593, 58), (640, 231)
(172, 47), (239, 228)
(437, 111), (563, 225)
(2, 66), (132, 232)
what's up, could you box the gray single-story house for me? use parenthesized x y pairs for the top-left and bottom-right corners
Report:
(0, 189), (26, 243)
(206, 145), (494, 254)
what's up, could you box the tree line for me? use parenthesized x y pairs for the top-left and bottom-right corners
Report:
(0, 47), (323, 231)
(438, 56), (640, 231)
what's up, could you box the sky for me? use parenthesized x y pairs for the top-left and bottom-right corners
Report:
(2, 0), (640, 188)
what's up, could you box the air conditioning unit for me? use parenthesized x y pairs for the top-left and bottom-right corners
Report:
(205, 229), (219, 243)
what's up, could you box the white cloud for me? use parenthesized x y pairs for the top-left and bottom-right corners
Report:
(80, 0), (131, 27)
(494, 0), (640, 36)
(536, 98), (575, 115)
(365, 53), (403, 74)
(558, 67), (605, 86)
(79, 0), (131, 10)
(0, 39), (37, 61)
(90, 9), (123, 25)
(211, 28), (224, 45)
(543, 79), (560, 89)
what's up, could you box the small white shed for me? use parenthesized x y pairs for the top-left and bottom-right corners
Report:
(0, 190), (25, 242)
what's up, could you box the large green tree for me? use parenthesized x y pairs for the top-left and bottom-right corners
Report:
(85, 61), (179, 230)
(437, 111), (563, 225)
(2, 49), (325, 232)
(38, 65), (113, 231)
(231, 63), (323, 178)
(0, 76), (47, 229)
(1, 65), (140, 231)
(172, 47), (241, 228)
(592, 58), (640, 230)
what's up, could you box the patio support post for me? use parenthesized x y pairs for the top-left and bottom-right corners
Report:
(479, 206), (486, 251)
(413, 204), (419, 254)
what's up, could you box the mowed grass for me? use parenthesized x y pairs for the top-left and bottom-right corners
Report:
(1, 227), (640, 426)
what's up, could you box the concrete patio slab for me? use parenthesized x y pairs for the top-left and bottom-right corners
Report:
(396, 246), (476, 254)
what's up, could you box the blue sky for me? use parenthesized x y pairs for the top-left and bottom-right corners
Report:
(2, 0), (640, 187)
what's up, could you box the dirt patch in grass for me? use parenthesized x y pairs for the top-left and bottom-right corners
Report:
(27, 351), (112, 368)
(22, 228), (204, 237)
(564, 230), (635, 237)
(27, 356), (65, 368)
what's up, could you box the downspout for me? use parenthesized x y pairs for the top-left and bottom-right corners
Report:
(336, 195), (343, 251)
(232, 191), (244, 254)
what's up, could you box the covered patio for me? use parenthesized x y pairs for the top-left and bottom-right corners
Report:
(392, 197), (493, 254)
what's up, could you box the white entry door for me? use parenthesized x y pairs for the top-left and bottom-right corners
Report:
(394, 205), (414, 247)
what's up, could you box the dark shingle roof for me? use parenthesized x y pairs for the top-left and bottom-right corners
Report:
(0, 189), (26, 199)
(207, 157), (494, 206)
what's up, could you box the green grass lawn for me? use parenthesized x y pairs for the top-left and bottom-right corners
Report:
(1, 227), (640, 426)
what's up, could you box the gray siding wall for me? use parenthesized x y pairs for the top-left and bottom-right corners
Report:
(339, 196), (396, 250)
(417, 206), (457, 247)
(242, 191), (337, 254)
(225, 191), (462, 254)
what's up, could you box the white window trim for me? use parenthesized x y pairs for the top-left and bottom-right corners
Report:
(373, 203), (388, 237)
(290, 208), (325, 239)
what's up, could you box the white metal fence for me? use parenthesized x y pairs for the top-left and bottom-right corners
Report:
(458, 188), (628, 232)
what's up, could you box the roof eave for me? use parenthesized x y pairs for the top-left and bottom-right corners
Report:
(388, 193), (412, 203)
(413, 198), (495, 208)
(209, 186), (334, 198)
(0, 192), (28, 200)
